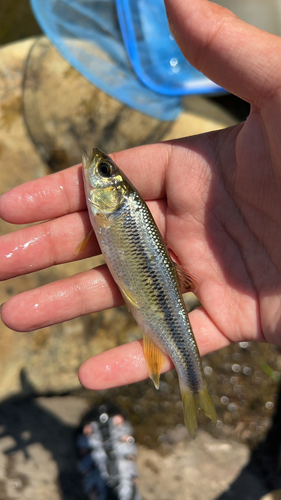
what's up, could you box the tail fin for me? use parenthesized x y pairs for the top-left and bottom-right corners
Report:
(180, 385), (217, 439)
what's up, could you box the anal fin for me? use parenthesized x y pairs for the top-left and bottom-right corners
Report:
(143, 334), (165, 389)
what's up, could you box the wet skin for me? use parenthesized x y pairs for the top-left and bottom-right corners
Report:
(1, 0), (281, 391)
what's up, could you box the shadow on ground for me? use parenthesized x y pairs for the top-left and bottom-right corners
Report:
(0, 377), (88, 500)
(216, 386), (281, 500)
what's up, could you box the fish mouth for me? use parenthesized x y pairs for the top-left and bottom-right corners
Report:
(82, 150), (90, 190)
(82, 150), (90, 170)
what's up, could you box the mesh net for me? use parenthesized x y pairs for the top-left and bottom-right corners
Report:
(30, 0), (221, 120)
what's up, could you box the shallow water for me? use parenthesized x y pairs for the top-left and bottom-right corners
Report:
(78, 339), (281, 449)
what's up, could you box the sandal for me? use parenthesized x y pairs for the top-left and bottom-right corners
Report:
(76, 405), (141, 500)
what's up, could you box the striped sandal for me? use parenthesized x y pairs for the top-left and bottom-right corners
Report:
(76, 405), (141, 500)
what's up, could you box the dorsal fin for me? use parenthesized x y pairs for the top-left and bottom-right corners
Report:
(174, 263), (197, 291)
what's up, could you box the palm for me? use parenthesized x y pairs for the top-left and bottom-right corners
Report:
(158, 113), (281, 353)
(2, 0), (281, 389)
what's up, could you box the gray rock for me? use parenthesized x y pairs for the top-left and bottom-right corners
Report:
(23, 37), (173, 171)
(137, 430), (249, 500)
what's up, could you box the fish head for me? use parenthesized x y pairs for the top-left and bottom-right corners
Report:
(82, 148), (130, 215)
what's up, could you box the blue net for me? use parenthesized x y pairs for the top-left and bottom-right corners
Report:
(30, 0), (222, 121)
(117, 0), (222, 96)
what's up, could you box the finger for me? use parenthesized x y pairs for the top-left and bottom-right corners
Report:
(79, 307), (231, 390)
(0, 144), (170, 224)
(165, 0), (281, 105)
(1, 265), (122, 332)
(0, 164), (85, 224)
(0, 211), (97, 280)
(79, 340), (174, 389)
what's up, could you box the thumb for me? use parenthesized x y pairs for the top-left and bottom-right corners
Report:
(165, 0), (281, 106)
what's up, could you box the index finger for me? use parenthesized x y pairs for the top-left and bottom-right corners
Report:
(0, 144), (170, 225)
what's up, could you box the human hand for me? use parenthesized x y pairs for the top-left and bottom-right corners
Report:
(1, 0), (281, 391)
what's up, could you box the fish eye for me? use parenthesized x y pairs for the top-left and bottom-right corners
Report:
(98, 161), (114, 178)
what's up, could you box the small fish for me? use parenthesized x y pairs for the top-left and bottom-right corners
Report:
(82, 148), (216, 438)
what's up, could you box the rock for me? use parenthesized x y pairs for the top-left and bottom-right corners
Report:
(163, 94), (237, 141)
(22, 306), (141, 395)
(0, 38), (47, 192)
(22, 37), (173, 171)
(137, 429), (249, 500)
(0, 36), (235, 400)
(261, 492), (281, 500)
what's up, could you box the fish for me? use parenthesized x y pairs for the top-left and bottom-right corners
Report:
(82, 148), (216, 438)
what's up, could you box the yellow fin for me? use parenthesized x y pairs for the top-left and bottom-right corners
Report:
(198, 387), (217, 424)
(174, 263), (197, 291)
(95, 213), (111, 229)
(180, 389), (198, 439)
(180, 385), (217, 439)
(143, 334), (165, 389)
(119, 286), (139, 312)
(74, 229), (93, 257)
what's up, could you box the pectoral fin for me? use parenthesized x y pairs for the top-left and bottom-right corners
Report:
(143, 334), (165, 389)
(74, 229), (93, 257)
(95, 213), (111, 229)
(174, 263), (197, 291)
(119, 286), (139, 313)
